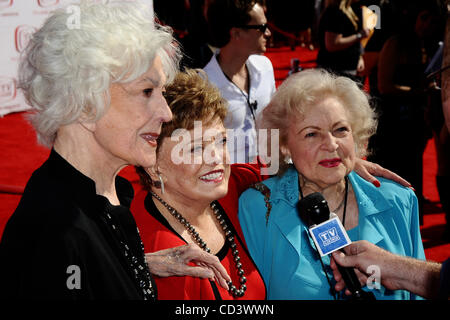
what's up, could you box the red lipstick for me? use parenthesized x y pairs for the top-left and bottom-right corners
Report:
(140, 132), (159, 147)
(319, 158), (342, 168)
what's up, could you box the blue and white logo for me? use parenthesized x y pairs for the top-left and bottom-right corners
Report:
(309, 217), (351, 256)
(318, 227), (340, 246)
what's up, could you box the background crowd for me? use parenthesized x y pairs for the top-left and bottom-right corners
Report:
(0, 0), (448, 301)
(154, 0), (449, 238)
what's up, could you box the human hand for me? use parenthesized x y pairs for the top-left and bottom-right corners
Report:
(353, 158), (412, 188)
(332, 241), (443, 299)
(357, 55), (365, 73)
(330, 255), (367, 296)
(359, 28), (370, 39)
(145, 244), (232, 290)
(330, 241), (402, 294)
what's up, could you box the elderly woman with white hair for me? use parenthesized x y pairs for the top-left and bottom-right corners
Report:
(0, 2), (229, 300)
(238, 69), (426, 300)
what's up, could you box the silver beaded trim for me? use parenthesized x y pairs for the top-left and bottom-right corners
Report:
(150, 192), (247, 297)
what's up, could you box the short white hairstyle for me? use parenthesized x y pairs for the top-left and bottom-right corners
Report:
(19, 1), (181, 147)
(262, 69), (378, 173)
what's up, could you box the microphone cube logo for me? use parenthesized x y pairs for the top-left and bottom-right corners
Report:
(15, 25), (37, 53)
(0, 0), (13, 9)
(309, 217), (351, 256)
(0, 77), (17, 104)
(37, 0), (59, 7)
(318, 227), (340, 246)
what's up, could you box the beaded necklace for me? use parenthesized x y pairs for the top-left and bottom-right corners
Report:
(150, 191), (247, 297)
(103, 209), (156, 300)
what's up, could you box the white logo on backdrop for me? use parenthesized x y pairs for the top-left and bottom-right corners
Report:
(14, 25), (37, 53)
(37, 0), (59, 8)
(0, 77), (17, 104)
(0, 0), (155, 116)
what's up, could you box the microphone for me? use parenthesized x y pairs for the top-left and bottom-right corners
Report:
(297, 192), (375, 300)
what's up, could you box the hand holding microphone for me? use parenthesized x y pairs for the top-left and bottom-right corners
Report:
(297, 192), (376, 300)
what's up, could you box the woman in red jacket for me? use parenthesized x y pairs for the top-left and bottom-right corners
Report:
(132, 69), (266, 299)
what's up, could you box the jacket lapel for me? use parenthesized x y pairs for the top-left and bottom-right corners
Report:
(270, 168), (304, 261)
(269, 170), (394, 259)
(348, 172), (393, 246)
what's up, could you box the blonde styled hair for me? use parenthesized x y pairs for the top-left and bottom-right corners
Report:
(262, 69), (377, 174)
(160, 69), (228, 141)
(326, 0), (359, 30)
(19, 1), (181, 147)
(339, 0), (359, 30)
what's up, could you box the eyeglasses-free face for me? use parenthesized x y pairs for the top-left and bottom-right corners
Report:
(236, 23), (269, 33)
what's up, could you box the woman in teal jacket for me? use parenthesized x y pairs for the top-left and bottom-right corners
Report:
(239, 69), (425, 300)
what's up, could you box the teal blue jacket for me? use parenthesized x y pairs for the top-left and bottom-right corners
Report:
(238, 166), (425, 300)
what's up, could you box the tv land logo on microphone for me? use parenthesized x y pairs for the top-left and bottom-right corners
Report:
(309, 216), (351, 257)
(15, 25), (37, 53)
(0, 77), (17, 105)
(37, 0), (59, 7)
(318, 227), (340, 246)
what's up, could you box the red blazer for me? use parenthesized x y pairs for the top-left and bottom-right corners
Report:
(131, 163), (267, 300)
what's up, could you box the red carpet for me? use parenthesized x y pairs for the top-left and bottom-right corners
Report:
(0, 46), (448, 262)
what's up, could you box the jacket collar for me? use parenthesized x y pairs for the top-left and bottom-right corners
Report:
(270, 166), (299, 206)
(269, 167), (303, 260)
(347, 171), (393, 245)
(269, 167), (393, 257)
(347, 172), (392, 216)
(46, 149), (134, 213)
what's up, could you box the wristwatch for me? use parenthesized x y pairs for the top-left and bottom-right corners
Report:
(356, 32), (363, 39)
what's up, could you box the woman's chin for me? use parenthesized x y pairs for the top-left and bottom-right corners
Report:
(201, 185), (229, 202)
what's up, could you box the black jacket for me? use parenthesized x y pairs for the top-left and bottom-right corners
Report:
(0, 149), (156, 300)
